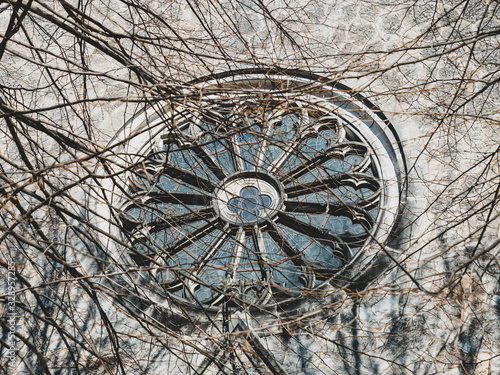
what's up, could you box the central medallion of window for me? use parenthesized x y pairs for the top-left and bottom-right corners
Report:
(105, 72), (404, 312)
(215, 171), (283, 225)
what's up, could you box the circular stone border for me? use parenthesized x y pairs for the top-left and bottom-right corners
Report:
(213, 170), (285, 226)
(84, 69), (407, 319)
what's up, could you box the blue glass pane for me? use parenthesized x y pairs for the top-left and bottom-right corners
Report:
(323, 216), (353, 235)
(228, 197), (238, 213)
(301, 136), (328, 157)
(271, 258), (302, 291)
(194, 285), (213, 301)
(318, 128), (337, 142)
(203, 134), (235, 174)
(262, 114), (298, 169)
(277, 224), (312, 252)
(369, 208), (379, 220)
(139, 176), (200, 195)
(185, 230), (220, 258)
(287, 212), (326, 228)
(208, 236), (236, 269)
(277, 153), (301, 174)
(288, 191), (329, 205)
(237, 124), (262, 170)
(156, 269), (176, 287)
(132, 173), (201, 195)
(191, 230), (226, 301)
(229, 187), (272, 221)
(349, 223), (366, 235)
(146, 218), (206, 248)
(168, 204), (205, 216)
(166, 249), (196, 269)
(302, 242), (342, 269)
(124, 206), (141, 221)
(135, 242), (154, 256)
(237, 236), (261, 281)
(155, 175), (181, 191)
(324, 216), (367, 236)
(297, 167), (322, 184)
(169, 182), (199, 193)
(132, 203), (164, 222)
(345, 154), (364, 168)
(279, 114), (298, 141)
(198, 264), (225, 286)
(321, 158), (350, 173)
(241, 186), (259, 198)
(241, 209), (258, 222)
(167, 147), (195, 169)
(262, 232), (303, 290)
(263, 141), (284, 169)
(172, 289), (184, 298)
(260, 194), (272, 208)
(277, 224), (342, 269)
(238, 128), (258, 143)
(166, 144), (217, 181)
(328, 186), (375, 204)
(241, 188), (259, 219)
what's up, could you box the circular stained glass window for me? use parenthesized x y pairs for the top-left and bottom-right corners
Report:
(92, 71), (405, 312)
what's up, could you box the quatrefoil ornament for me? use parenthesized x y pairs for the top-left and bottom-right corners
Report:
(227, 186), (273, 222)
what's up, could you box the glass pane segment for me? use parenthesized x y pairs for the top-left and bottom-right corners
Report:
(261, 232), (303, 291)
(236, 236), (261, 281)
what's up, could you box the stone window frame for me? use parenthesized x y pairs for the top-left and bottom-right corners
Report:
(86, 69), (407, 320)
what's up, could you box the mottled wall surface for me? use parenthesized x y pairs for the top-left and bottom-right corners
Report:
(0, 0), (499, 374)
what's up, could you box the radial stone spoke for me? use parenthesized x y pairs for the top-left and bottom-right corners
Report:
(284, 192), (379, 228)
(267, 138), (301, 174)
(194, 230), (231, 270)
(284, 194), (378, 214)
(162, 165), (216, 192)
(191, 142), (227, 180)
(163, 219), (222, 258)
(142, 207), (216, 234)
(281, 142), (368, 184)
(226, 228), (245, 281)
(276, 212), (350, 261)
(229, 135), (244, 171)
(140, 191), (212, 206)
(253, 126), (269, 169)
(252, 227), (272, 282)
(265, 221), (311, 270)
(285, 172), (380, 198)
(122, 199), (214, 233)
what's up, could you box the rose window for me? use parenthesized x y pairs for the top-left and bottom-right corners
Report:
(227, 186), (272, 222)
(92, 71), (405, 312)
